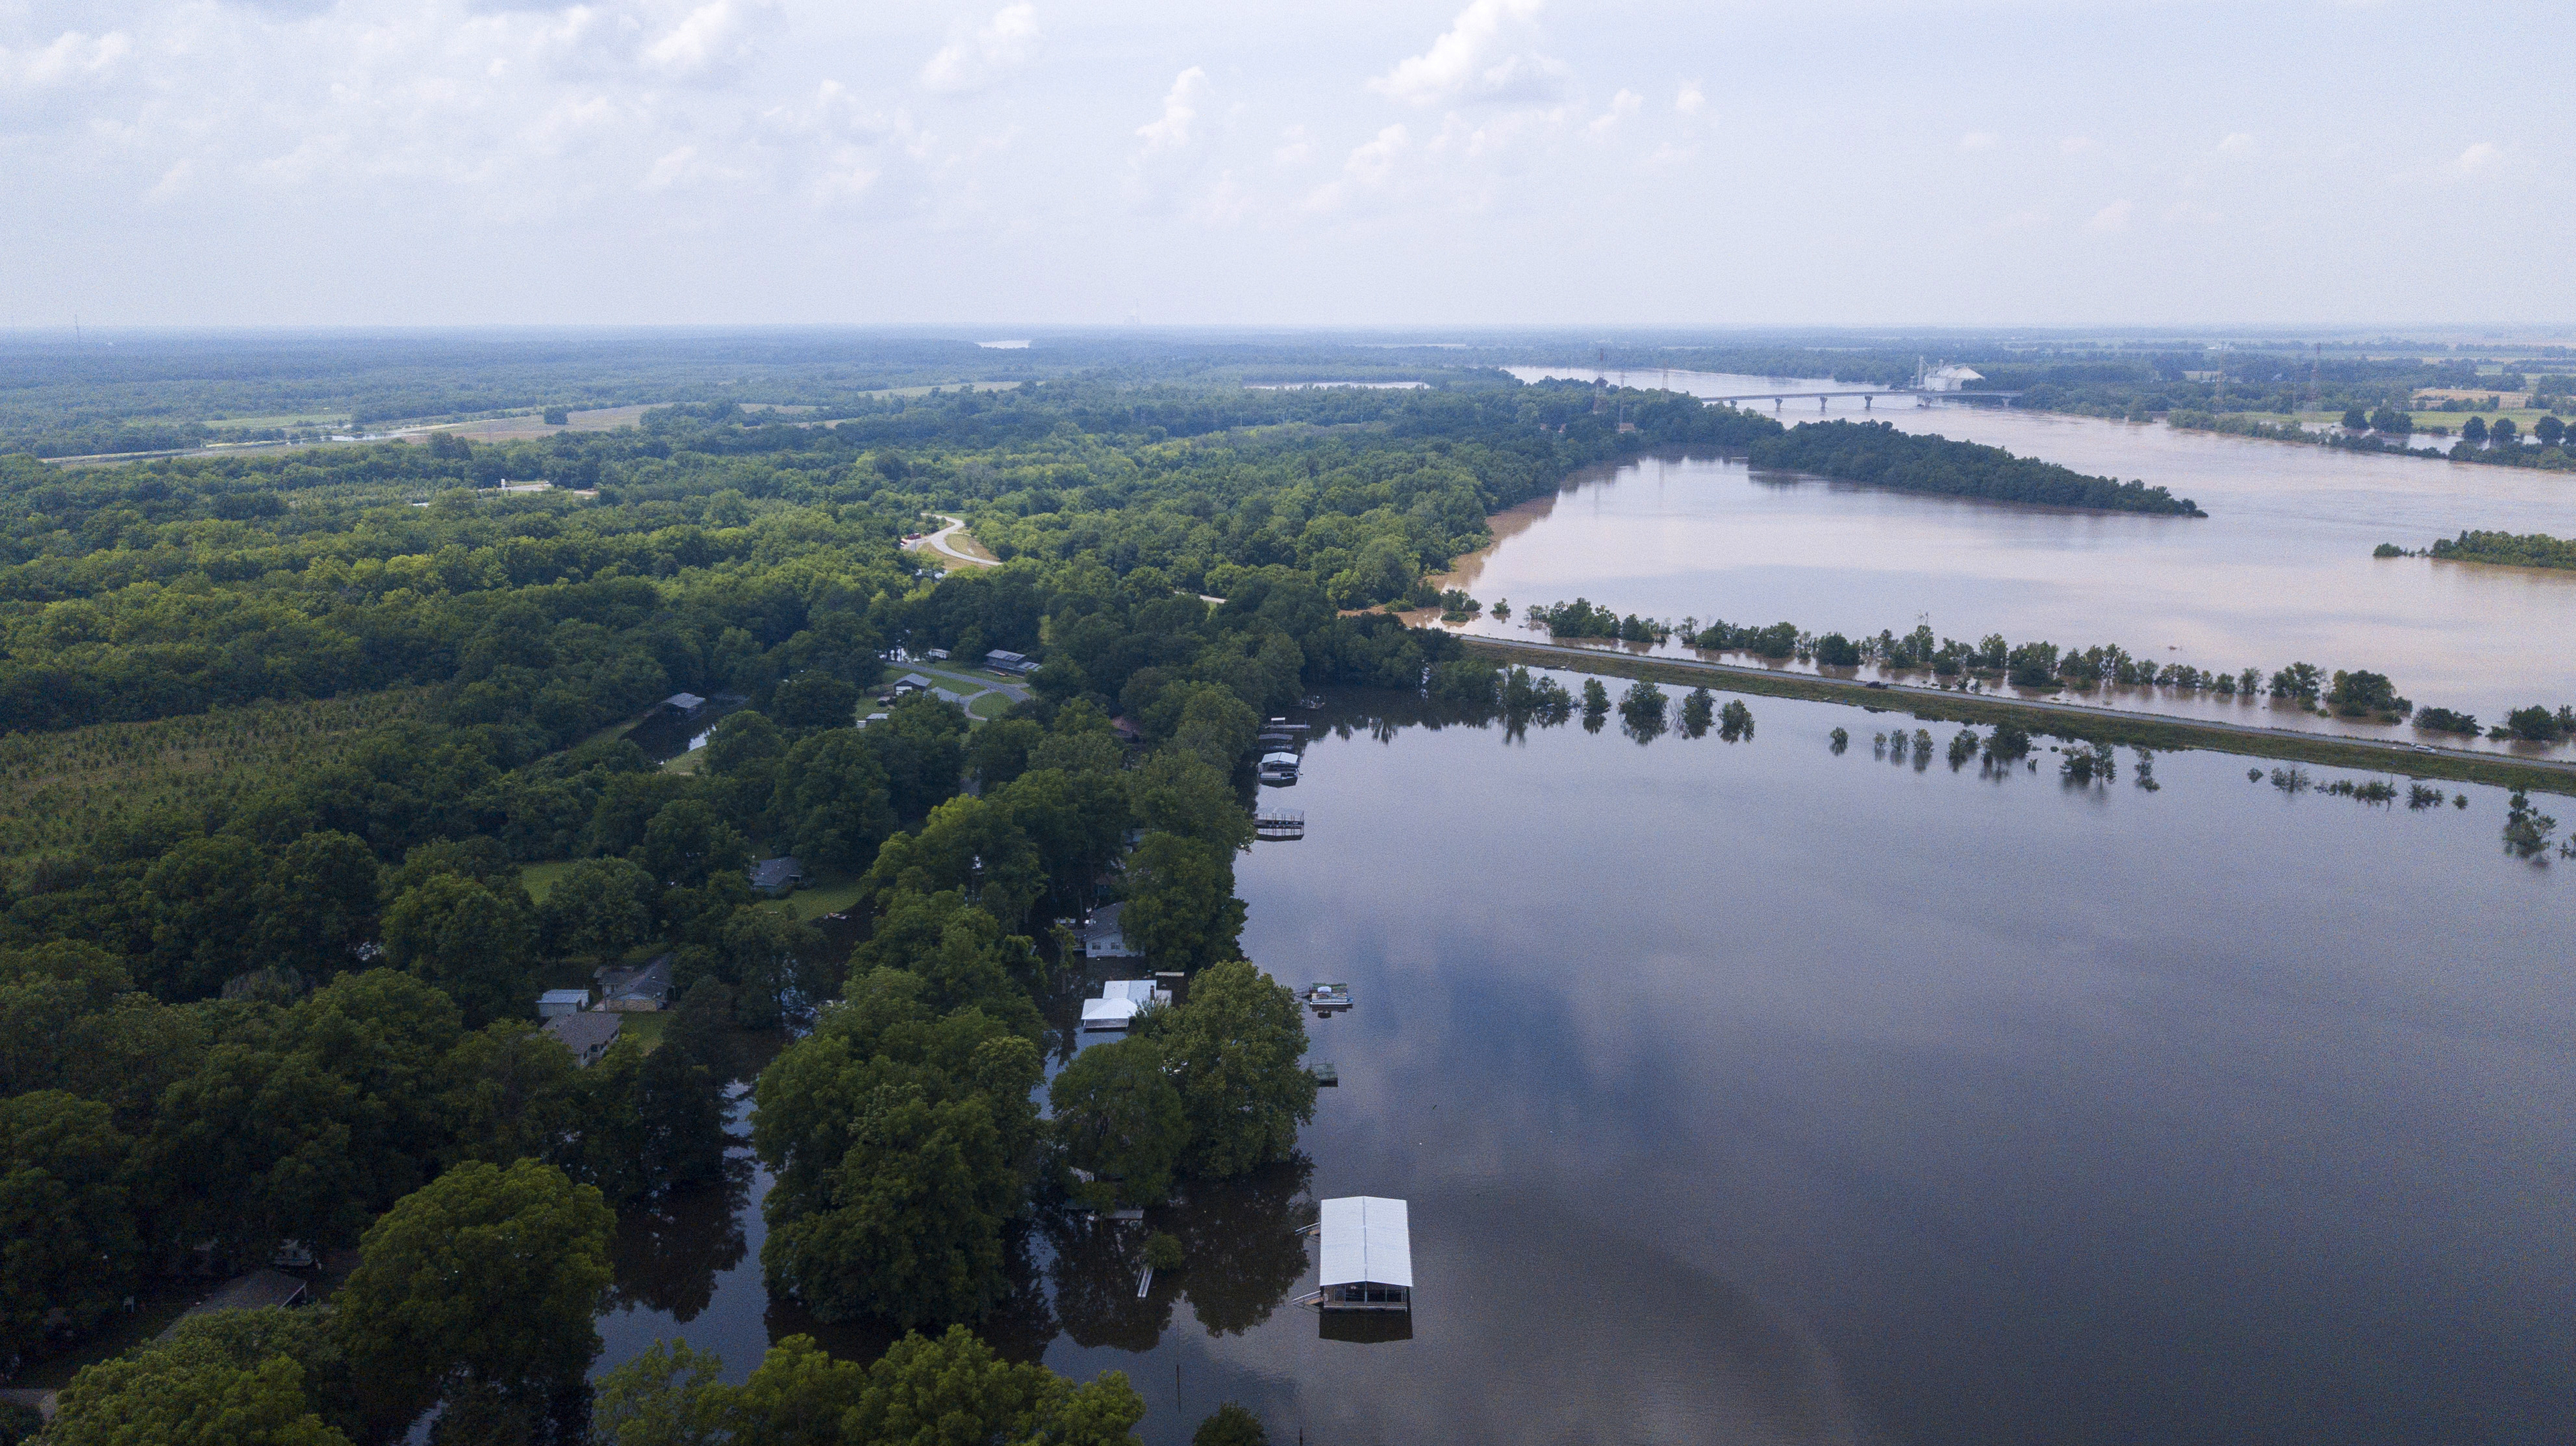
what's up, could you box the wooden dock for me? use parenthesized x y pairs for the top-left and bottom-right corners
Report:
(1255, 807), (1304, 839)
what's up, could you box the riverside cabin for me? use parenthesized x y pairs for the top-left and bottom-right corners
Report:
(1299, 1196), (1412, 1312)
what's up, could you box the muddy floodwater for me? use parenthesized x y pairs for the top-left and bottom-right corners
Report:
(1470, 368), (2576, 751)
(593, 684), (2576, 1445)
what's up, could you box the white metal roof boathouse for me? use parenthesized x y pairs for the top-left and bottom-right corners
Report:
(1301, 1196), (1412, 1311)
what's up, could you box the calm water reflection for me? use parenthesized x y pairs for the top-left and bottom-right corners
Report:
(596, 686), (2576, 1443)
(1483, 368), (2576, 748)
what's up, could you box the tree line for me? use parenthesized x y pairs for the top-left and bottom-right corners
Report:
(1746, 420), (2206, 515)
(1513, 608), (2486, 731)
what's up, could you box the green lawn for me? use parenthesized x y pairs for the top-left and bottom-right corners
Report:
(615, 1012), (668, 1050)
(781, 872), (866, 920)
(969, 691), (1015, 719)
(519, 859), (579, 904)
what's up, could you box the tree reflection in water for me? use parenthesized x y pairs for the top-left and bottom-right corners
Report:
(1043, 1156), (1314, 1350)
(605, 1157), (753, 1322)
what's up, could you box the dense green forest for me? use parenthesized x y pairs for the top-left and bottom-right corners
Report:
(1746, 420), (2206, 515)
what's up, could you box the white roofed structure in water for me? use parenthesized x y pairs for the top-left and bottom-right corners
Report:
(1316, 1196), (1412, 1299)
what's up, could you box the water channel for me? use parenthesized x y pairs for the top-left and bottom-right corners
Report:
(593, 683), (2576, 1445)
(1472, 368), (2576, 751)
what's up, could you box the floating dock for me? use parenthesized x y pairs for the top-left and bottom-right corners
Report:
(1255, 807), (1304, 839)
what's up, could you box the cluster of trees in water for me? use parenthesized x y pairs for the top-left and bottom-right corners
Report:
(1519, 607), (2466, 730)
(0, 380), (1560, 1443)
(1746, 420), (2206, 515)
(2422, 530), (2576, 571)
(2170, 409), (2576, 471)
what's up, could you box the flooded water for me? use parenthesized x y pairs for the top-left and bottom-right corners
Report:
(1479, 368), (2576, 750)
(595, 685), (2576, 1445)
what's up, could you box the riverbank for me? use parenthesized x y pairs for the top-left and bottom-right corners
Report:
(1464, 637), (2576, 797)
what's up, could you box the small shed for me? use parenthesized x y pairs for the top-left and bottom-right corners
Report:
(543, 1011), (623, 1066)
(536, 989), (591, 1018)
(748, 856), (806, 894)
(1310, 1196), (1412, 1311)
(663, 692), (709, 720)
(984, 649), (1033, 674)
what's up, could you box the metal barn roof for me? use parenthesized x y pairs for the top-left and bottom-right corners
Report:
(1317, 1196), (1412, 1289)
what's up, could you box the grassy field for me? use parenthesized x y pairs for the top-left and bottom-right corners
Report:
(0, 688), (437, 871)
(783, 873), (865, 919)
(518, 859), (580, 904)
(1464, 639), (2576, 797)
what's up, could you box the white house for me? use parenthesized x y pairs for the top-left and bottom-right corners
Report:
(1079, 902), (1139, 959)
(1078, 978), (1170, 1031)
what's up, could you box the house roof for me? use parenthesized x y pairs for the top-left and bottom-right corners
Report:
(1318, 1196), (1412, 1289)
(1100, 979), (1154, 1003)
(986, 649), (1030, 664)
(749, 856), (804, 889)
(165, 1268), (306, 1337)
(544, 1012), (623, 1053)
(665, 692), (706, 710)
(601, 953), (672, 999)
(537, 989), (591, 1006)
(1080, 997), (1140, 1026)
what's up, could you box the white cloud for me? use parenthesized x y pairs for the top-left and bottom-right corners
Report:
(644, 0), (774, 79)
(1134, 66), (1208, 154)
(1346, 124), (1408, 186)
(2059, 135), (2095, 155)
(1369, 0), (1563, 108)
(2217, 131), (2254, 153)
(919, 3), (1037, 95)
(1959, 131), (1997, 151)
(0, 29), (133, 87)
(1586, 88), (1641, 139)
(1674, 81), (1703, 116)
(1274, 125), (1314, 167)
(2451, 141), (2500, 173)
(1307, 123), (1409, 212)
(2088, 198), (2132, 232)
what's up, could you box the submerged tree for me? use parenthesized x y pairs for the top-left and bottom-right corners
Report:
(1617, 680), (1667, 741)
(1680, 688), (1715, 738)
(1718, 700), (1753, 742)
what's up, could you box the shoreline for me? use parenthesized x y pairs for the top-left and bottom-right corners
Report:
(1463, 636), (2576, 797)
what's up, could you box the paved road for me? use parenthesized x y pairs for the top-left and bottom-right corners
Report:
(906, 515), (999, 569)
(1468, 635), (2576, 778)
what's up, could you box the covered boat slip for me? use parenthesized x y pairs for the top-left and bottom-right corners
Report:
(1300, 1196), (1413, 1313)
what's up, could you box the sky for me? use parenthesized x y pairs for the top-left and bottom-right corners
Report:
(2, 0), (2570, 329)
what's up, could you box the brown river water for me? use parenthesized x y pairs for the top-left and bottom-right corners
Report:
(1462, 369), (2576, 753)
